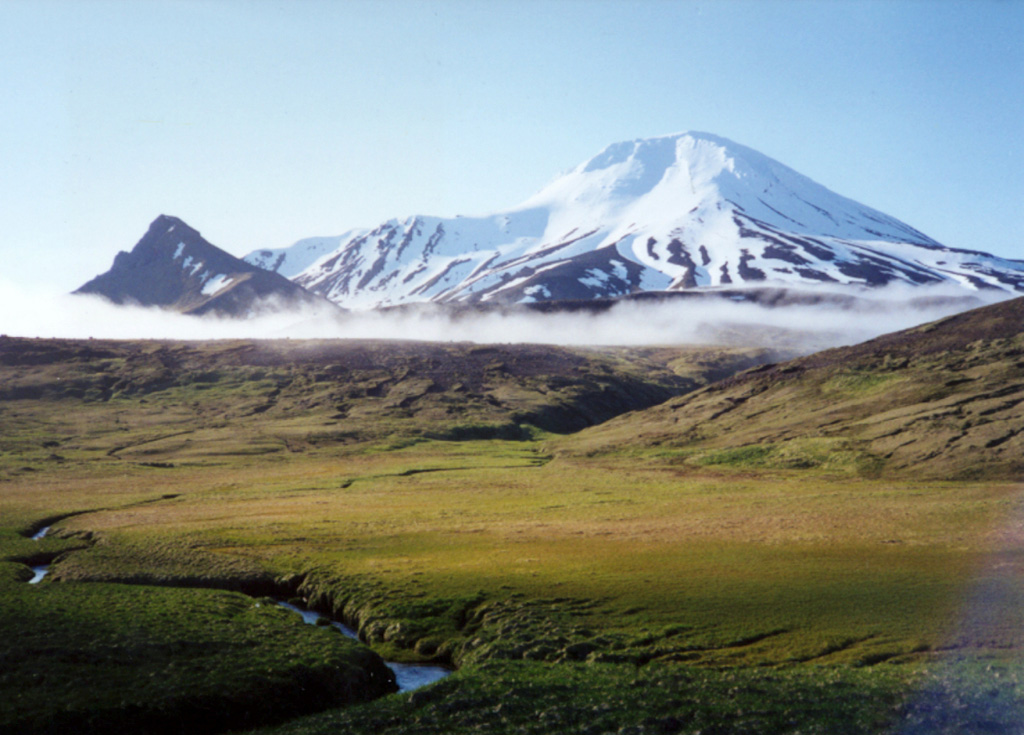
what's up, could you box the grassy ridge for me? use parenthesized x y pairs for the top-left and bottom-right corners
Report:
(565, 298), (1024, 480)
(0, 336), (776, 468)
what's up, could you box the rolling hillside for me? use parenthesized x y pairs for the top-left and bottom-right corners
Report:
(564, 295), (1024, 480)
(0, 336), (776, 473)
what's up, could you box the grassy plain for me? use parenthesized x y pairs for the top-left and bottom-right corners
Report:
(256, 659), (1024, 735)
(2, 329), (1024, 733)
(26, 445), (1024, 666)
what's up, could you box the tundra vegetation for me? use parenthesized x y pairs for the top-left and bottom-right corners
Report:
(1, 300), (1023, 735)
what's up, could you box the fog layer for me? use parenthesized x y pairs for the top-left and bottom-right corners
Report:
(0, 279), (1007, 353)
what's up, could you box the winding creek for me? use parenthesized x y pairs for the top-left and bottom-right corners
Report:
(276, 601), (450, 692)
(25, 524), (449, 692)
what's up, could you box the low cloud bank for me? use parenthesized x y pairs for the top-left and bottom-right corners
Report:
(0, 279), (1010, 353)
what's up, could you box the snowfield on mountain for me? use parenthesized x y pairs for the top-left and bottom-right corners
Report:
(245, 132), (1024, 309)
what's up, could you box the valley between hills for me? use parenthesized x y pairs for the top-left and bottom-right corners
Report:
(3, 297), (1024, 734)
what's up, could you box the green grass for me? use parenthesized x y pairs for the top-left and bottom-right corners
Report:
(2, 334), (1024, 733)
(692, 438), (886, 473)
(820, 369), (905, 396)
(697, 444), (777, 467)
(564, 316), (1024, 481)
(25, 449), (1023, 671)
(0, 576), (394, 733)
(249, 659), (1024, 735)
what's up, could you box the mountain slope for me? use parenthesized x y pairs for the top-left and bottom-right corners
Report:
(244, 230), (367, 278)
(255, 132), (1024, 309)
(76, 215), (334, 317)
(562, 295), (1024, 480)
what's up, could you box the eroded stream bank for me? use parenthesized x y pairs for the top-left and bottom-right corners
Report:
(23, 559), (449, 694)
(276, 601), (450, 692)
(23, 523), (450, 698)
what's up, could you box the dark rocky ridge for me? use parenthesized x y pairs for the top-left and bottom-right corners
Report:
(75, 215), (336, 317)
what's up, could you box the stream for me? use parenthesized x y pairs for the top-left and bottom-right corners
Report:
(276, 601), (450, 692)
(25, 526), (449, 692)
(29, 525), (51, 583)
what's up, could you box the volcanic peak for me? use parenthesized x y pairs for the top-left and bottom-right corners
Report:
(253, 131), (1022, 308)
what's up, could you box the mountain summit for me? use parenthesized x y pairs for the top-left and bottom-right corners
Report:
(76, 215), (332, 317)
(248, 132), (1024, 308)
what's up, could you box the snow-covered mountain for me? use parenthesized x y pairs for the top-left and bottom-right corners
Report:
(76, 215), (334, 317)
(244, 230), (367, 278)
(247, 132), (1024, 309)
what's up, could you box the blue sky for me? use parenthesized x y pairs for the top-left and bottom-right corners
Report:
(1, 0), (1021, 293)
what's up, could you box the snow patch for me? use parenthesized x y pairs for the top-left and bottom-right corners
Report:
(201, 274), (234, 295)
(520, 284), (552, 303)
(579, 269), (612, 289)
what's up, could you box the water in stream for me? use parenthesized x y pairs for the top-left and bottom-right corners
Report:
(29, 526), (51, 583)
(276, 601), (450, 692)
(21, 524), (445, 692)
